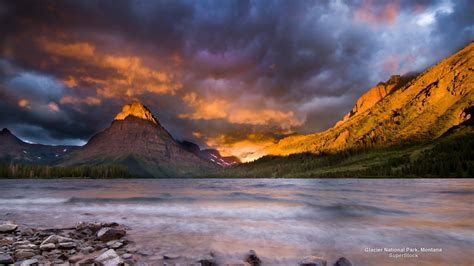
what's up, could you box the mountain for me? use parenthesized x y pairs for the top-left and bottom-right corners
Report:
(257, 42), (474, 158)
(61, 102), (215, 178)
(0, 128), (78, 164)
(179, 140), (241, 167)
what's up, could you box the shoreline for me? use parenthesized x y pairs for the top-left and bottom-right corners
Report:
(0, 221), (352, 266)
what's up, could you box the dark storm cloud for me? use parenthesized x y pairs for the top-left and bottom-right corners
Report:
(0, 0), (472, 159)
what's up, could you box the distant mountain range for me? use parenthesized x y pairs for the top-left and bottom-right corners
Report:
(0, 42), (472, 178)
(0, 102), (238, 177)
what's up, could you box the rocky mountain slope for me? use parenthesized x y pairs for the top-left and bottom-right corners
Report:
(61, 102), (215, 177)
(179, 141), (240, 167)
(0, 128), (77, 164)
(258, 42), (474, 158)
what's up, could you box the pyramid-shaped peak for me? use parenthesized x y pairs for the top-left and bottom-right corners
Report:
(114, 101), (158, 124)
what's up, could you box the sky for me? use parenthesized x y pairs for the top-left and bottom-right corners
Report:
(1, 0), (473, 161)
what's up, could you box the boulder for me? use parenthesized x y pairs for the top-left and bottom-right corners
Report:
(0, 223), (18, 233)
(334, 257), (352, 266)
(95, 249), (122, 266)
(97, 227), (126, 242)
(0, 253), (14, 264)
(299, 256), (327, 266)
(245, 250), (261, 266)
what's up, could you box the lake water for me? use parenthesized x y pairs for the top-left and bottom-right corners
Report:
(0, 179), (473, 265)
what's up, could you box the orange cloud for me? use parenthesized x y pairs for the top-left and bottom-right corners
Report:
(18, 99), (30, 108)
(202, 134), (275, 162)
(38, 38), (95, 59)
(37, 38), (182, 98)
(180, 92), (304, 128)
(355, 0), (399, 25)
(59, 95), (101, 106)
(48, 102), (59, 112)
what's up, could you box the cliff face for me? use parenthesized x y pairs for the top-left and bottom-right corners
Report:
(260, 42), (474, 157)
(63, 102), (215, 177)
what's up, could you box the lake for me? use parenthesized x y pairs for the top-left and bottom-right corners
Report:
(0, 178), (473, 265)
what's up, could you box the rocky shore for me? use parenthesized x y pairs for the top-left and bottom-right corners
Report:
(0, 221), (353, 266)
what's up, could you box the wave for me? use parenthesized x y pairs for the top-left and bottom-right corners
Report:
(313, 203), (411, 217)
(65, 195), (197, 204)
(0, 197), (68, 204)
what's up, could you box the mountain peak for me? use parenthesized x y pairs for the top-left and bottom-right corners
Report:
(114, 102), (158, 124)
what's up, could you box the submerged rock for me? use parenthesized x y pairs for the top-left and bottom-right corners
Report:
(299, 256), (327, 266)
(245, 250), (261, 266)
(334, 257), (352, 266)
(97, 227), (126, 242)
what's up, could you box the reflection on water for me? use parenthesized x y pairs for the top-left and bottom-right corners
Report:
(0, 179), (473, 265)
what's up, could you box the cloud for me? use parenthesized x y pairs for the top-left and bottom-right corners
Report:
(179, 92), (305, 128)
(0, 0), (472, 159)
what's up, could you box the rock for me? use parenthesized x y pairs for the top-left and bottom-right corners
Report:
(19, 258), (38, 266)
(198, 258), (217, 266)
(107, 240), (123, 249)
(17, 244), (37, 250)
(95, 249), (122, 266)
(75, 221), (103, 233)
(0, 237), (14, 246)
(137, 249), (153, 256)
(58, 242), (77, 249)
(0, 223), (18, 233)
(69, 254), (84, 263)
(122, 253), (133, 259)
(40, 243), (56, 251)
(14, 249), (36, 260)
(0, 253), (14, 264)
(334, 257), (352, 266)
(97, 227), (126, 242)
(41, 235), (74, 245)
(80, 246), (94, 254)
(299, 256), (327, 266)
(20, 228), (35, 236)
(245, 250), (261, 266)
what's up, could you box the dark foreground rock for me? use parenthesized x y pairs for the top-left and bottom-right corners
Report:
(299, 255), (328, 266)
(245, 249), (262, 266)
(334, 257), (353, 266)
